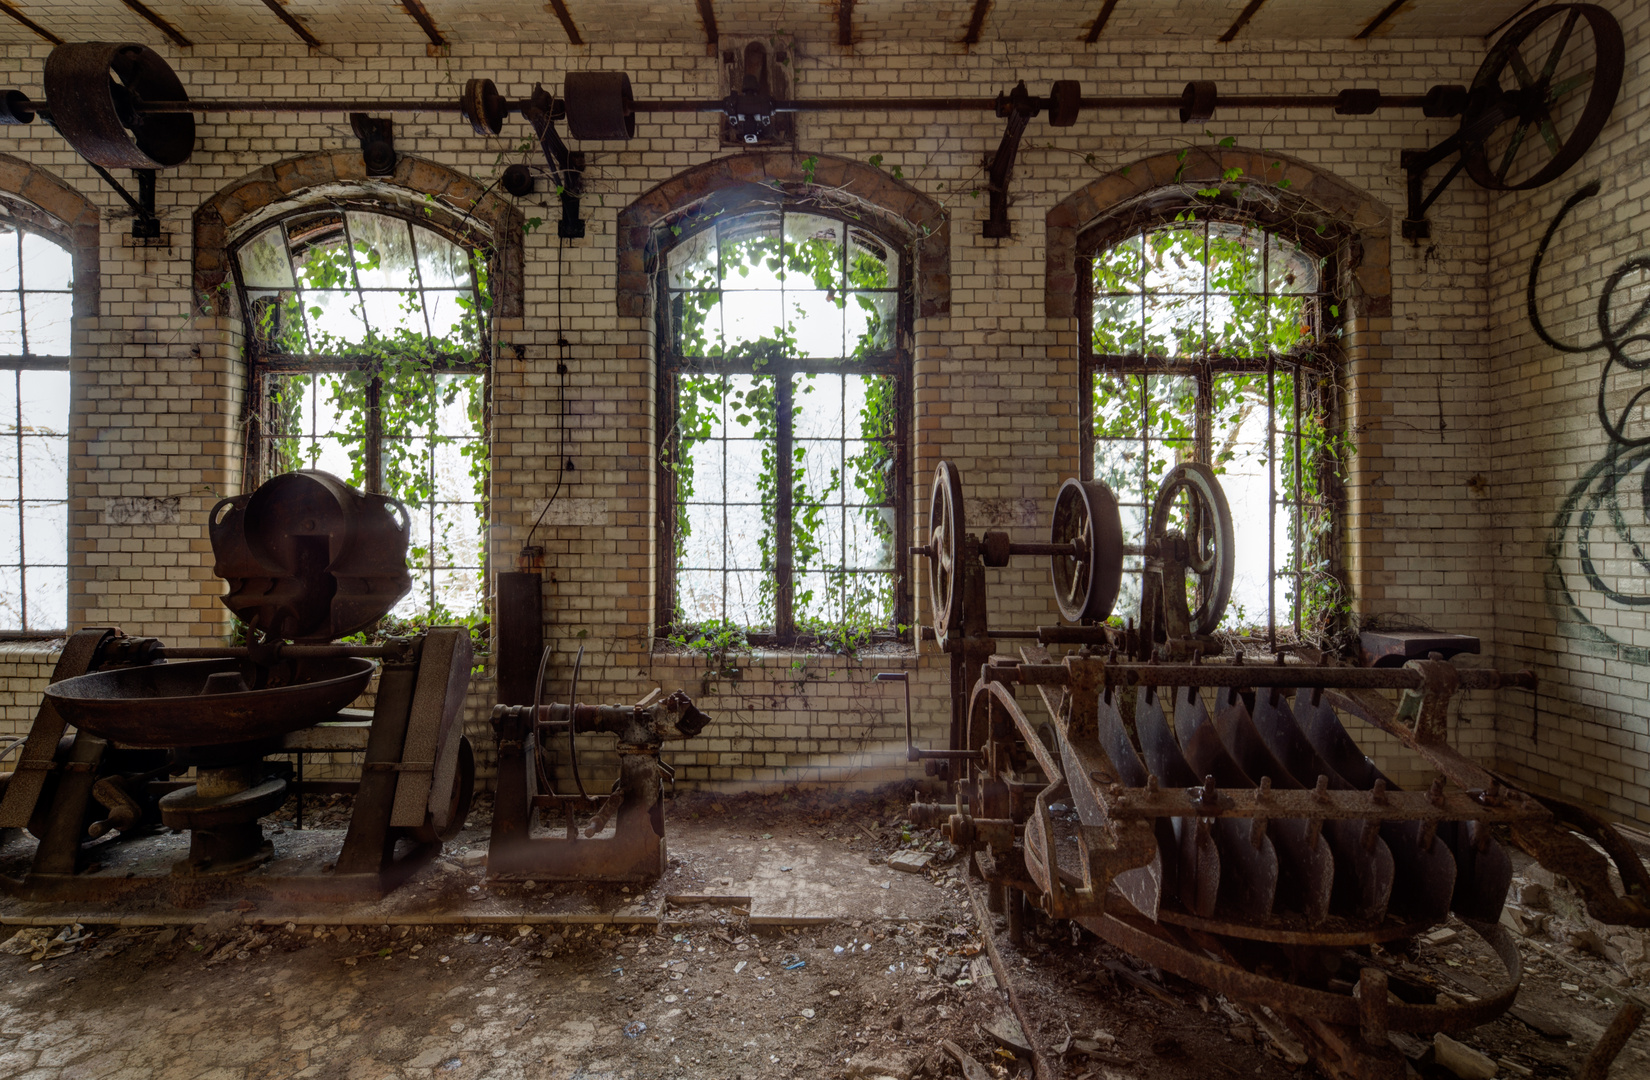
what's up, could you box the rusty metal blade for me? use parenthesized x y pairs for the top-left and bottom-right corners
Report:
(1136, 685), (1198, 787)
(1323, 818), (1395, 921)
(1292, 689), (1381, 789)
(1178, 816), (1221, 917)
(1383, 820), (1457, 922)
(1173, 685), (1250, 787)
(1096, 690), (1167, 919)
(1211, 817), (1279, 919)
(1444, 820), (1514, 921)
(1212, 687), (1300, 788)
(1267, 818), (1336, 924)
(1251, 687), (1349, 791)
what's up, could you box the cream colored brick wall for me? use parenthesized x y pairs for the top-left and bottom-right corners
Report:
(1485, 0), (1650, 828)
(0, 28), (1537, 797)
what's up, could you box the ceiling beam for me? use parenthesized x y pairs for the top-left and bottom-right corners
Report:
(258, 0), (320, 47)
(0, 0), (61, 45)
(120, 0), (193, 49)
(1218, 0), (1268, 43)
(962, 0), (991, 46)
(1484, 0), (1540, 42)
(397, 0), (446, 49)
(694, 0), (718, 49)
(838, 0), (852, 47)
(1086, 0), (1121, 44)
(1355, 0), (1407, 40)
(545, 0), (583, 45)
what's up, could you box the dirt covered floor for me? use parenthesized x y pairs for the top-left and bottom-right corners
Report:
(0, 789), (1647, 1080)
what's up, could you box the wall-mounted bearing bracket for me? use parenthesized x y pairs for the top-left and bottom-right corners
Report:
(349, 113), (397, 176)
(984, 80), (1078, 239)
(85, 164), (161, 240)
(520, 85), (586, 240)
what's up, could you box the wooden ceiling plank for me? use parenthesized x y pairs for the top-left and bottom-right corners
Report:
(695, 0), (718, 48)
(0, 0), (61, 45)
(1484, 0), (1541, 42)
(545, 0), (583, 45)
(1218, 0), (1269, 44)
(963, 0), (992, 46)
(120, 0), (193, 49)
(838, 0), (852, 47)
(1086, 0), (1121, 44)
(398, 0), (446, 48)
(258, 0), (321, 48)
(1355, 0), (1409, 40)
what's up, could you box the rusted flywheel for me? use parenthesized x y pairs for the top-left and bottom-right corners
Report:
(926, 460), (967, 642)
(1148, 461), (1236, 636)
(1048, 477), (1124, 623)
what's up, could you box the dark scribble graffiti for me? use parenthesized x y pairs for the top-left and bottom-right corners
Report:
(1538, 181), (1650, 651)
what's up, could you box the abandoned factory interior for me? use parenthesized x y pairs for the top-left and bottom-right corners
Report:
(6, 2), (1650, 1079)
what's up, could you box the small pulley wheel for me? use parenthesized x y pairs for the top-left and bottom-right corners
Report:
(1049, 477), (1124, 624)
(1148, 462), (1235, 636)
(501, 163), (535, 197)
(1460, 3), (1623, 192)
(1179, 80), (1217, 124)
(413, 735), (475, 844)
(564, 71), (635, 140)
(43, 42), (194, 169)
(926, 460), (967, 642)
(1048, 80), (1081, 127)
(461, 77), (508, 136)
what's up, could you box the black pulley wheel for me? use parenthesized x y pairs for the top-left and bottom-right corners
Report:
(461, 78), (507, 136)
(1049, 477), (1124, 623)
(564, 71), (635, 140)
(1148, 462), (1235, 636)
(414, 735), (475, 845)
(43, 42), (194, 169)
(1049, 81), (1081, 127)
(1460, 3), (1622, 192)
(502, 164), (535, 197)
(926, 461), (967, 641)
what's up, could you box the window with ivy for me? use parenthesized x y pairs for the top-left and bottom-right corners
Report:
(234, 207), (490, 623)
(1081, 214), (1345, 639)
(0, 222), (71, 633)
(658, 206), (909, 647)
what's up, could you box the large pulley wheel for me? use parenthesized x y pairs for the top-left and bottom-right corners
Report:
(926, 461), (966, 641)
(43, 42), (194, 169)
(413, 735), (475, 845)
(564, 71), (635, 140)
(1460, 4), (1622, 192)
(1149, 462), (1235, 636)
(461, 78), (508, 136)
(1049, 478), (1124, 623)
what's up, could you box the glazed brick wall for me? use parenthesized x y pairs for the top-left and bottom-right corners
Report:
(0, 27), (1540, 799)
(1484, 0), (1650, 828)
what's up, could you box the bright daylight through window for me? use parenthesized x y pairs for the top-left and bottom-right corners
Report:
(1084, 216), (1345, 639)
(0, 223), (70, 633)
(660, 207), (907, 647)
(235, 208), (489, 625)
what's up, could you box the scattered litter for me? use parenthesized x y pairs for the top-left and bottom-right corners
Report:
(983, 1014), (1030, 1057)
(833, 945), (845, 955)
(439, 1059), (462, 1071)
(941, 1038), (995, 1080)
(734, 960), (747, 974)
(624, 1021), (646, 1038)
(888, 850), (934, 873)
(783, 957), (806, 971)
(1433, 1033), (1496, 1080)
(800, 1008), (815, 1018)
(1425, 927), (1459, 946)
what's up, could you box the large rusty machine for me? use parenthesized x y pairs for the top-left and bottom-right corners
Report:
(907, 461), (1650, 1080)
(0, 471), (476, 901)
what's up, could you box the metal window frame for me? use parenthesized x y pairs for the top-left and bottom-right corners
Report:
(231, 204), (495, 619)
(654, 204), (914, 648)
(1077, 207), (1345, 642)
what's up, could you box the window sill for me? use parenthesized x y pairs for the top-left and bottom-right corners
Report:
(650, 639), (917, 666)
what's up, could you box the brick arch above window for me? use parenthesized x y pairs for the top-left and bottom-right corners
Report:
(192, 152), (523, 318)
(1045, 148), (1391, 321)
(617, 151), (950, 320)
(0, 153), (99, 317)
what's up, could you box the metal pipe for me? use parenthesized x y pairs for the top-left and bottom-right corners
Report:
(163, 645), (406, 658)
(984, 661), (1535, 692)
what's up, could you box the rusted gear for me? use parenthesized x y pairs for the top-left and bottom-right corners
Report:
(1049, 477), (1124, 623)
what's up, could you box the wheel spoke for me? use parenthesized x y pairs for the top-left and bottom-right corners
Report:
(1548, 69), (1593, 103)
(1539, 9), (1582, 87)
(1538, 115), (1562, 157)
(1506, 46), (1536, 90)
(1496, 119), (1532, 183)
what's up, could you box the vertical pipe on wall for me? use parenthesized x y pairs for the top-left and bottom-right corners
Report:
(497, 549), (545, 707)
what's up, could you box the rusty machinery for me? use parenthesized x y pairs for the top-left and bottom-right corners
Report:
(904, 460), (1650, 1080)
(486, 644), (713, 883)
(0, 9), (1622, 238)
(0, 470), (476, 902)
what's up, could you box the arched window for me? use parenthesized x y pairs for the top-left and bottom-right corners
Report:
(658, 204), (909, 646)
(0, 220), (71, 633)
(1081, 211), (1343, 638)
(232, 206), (490, 623)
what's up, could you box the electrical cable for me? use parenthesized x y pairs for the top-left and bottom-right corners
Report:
(523, 234), (573, 548)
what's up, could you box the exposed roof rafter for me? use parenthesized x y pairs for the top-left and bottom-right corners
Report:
(259, 0), (321, 48)
(694, 0), (718, 50)
(120, 0), (193, 49)
(1356, 0), (1408, 40)
(545, 0), (583, 45)
(1086, 0), (1121, 44)
(963, 0), (991, 46)
(1218, 0), (1269, 44)
(0, 0), (61, 45)
(397, 0), (446, 49)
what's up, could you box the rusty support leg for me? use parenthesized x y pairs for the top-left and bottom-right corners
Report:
(1577, 999), (1645, 1080)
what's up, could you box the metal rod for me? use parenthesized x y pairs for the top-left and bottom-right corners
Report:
(984, 660), (1536, 692)
(163, 645), (407, 658)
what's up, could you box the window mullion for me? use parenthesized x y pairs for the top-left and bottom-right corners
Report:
(774, 374), (794, 644)
(366, 376), (383, 493)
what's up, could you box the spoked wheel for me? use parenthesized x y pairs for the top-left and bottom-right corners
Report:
(926, 462), (967, 641)
(1461, 3), (1623, 191)
(1049, 478), (1125, 623)
(1149, 462), (1235, 636)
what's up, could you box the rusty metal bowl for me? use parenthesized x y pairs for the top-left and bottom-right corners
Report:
(44, 657), (375, 748)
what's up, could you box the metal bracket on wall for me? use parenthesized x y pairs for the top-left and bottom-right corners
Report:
(85, 164), (161, 240)
(520, 85), (586, 239)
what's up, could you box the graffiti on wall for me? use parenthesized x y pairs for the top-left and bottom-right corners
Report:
(1538, 181), (1650, 656)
